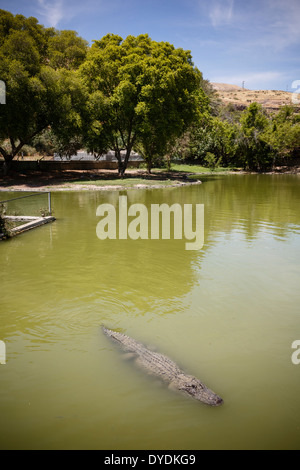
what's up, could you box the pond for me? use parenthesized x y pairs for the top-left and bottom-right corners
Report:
(0, 174), (300, 450)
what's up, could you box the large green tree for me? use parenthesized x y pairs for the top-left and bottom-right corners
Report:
(262, 106), (300, 161)
(182, 115), (237, 166)
(80, 34), (203, 176)
(0, 10), (87, 174)
(47, 29), (88, 70)
(235, 102), (273, 171)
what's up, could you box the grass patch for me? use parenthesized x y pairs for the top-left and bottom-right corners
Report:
(166, 164), (234, 174)
(66, 164), (237, 189)
(71, 177), (181, 188)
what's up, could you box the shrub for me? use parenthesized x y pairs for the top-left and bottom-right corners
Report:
(0, 205), (10, 239)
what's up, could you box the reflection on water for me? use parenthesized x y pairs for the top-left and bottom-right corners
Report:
(0, 175), (300, 450)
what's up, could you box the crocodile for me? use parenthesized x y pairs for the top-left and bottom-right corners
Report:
(102, 326), (223, 407)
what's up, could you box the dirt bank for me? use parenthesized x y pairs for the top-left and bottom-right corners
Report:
(0, 169), (202, 192)
(0, 167), (299, 193)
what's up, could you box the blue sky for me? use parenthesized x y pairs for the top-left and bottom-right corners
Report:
(1, 0), (300, 90)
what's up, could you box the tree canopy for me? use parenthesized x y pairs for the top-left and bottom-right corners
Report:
(80, 33), (203, 175)
(0, 9), (87, 173)
(0, 9), (299, 176)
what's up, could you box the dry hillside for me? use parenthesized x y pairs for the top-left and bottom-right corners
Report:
(212, 83), (294, 112)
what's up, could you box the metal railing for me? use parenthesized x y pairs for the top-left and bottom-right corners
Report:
(0, 191), (52, 215)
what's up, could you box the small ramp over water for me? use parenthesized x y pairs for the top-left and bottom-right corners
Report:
(2, 215), (55, 238)
(0, 192), (55, 240)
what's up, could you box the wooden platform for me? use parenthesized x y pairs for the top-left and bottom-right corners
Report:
(0, 215), (55, 239)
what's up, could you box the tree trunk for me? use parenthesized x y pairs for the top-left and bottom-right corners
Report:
(147, 158), (152, 174)
(1, 138), (26, 176)
(115, 148), (124, 178)
(118, 161), (125, 178)
(119, 163), (125, 178)
(2, 155), (13, 176)
(116, 147), (132, 178)
(122, 147), (132, 177)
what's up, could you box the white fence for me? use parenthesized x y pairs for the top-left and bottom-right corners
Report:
(54, 150), (143, 162)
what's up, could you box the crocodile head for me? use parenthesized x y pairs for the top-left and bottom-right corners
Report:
(175, 374), (223, 407)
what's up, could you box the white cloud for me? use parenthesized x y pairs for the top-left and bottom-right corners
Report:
(201, 0), (300, 48)
(35, 0), (111, 29)
(265, 0), (300, 49)
(37, 0), (64, 27)
(209, 0), (235, 27)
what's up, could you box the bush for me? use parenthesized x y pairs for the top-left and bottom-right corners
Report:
(204, 152), (222, 170)
(0, 205), (10, 239)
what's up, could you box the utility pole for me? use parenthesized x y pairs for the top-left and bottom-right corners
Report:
(242, 81), (245, 90)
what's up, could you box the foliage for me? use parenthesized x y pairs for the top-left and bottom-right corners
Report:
(204, 152), (222, 171)
(234, 103), (274, 171)
(47, 69), (88, 158)
(172, 113), (237, 168)
(0, 10), (87, 173)
(47, 30), (88, 70)
(80, 33), (202, 175)
(0, 214), (6, 237)
(172, 100), (300, 171)
(233, 103), (299, 170)
(0, 204), (9, 238)
(262, 106), (300, 160)
(0, 9), (299, 176)
(193, 117), (237, 166)
(32, 128), (56, 156)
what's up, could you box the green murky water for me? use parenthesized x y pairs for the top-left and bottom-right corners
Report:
(0, 174), (300, 450)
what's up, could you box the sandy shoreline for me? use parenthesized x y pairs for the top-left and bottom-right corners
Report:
(0, 180), (203, 192)
(0, 167), (299, 193)
(0, 169), (203, 192)
(0, 182), (203, 192)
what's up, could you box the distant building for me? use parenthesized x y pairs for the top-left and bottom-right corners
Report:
(54, 150), (143, 162)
